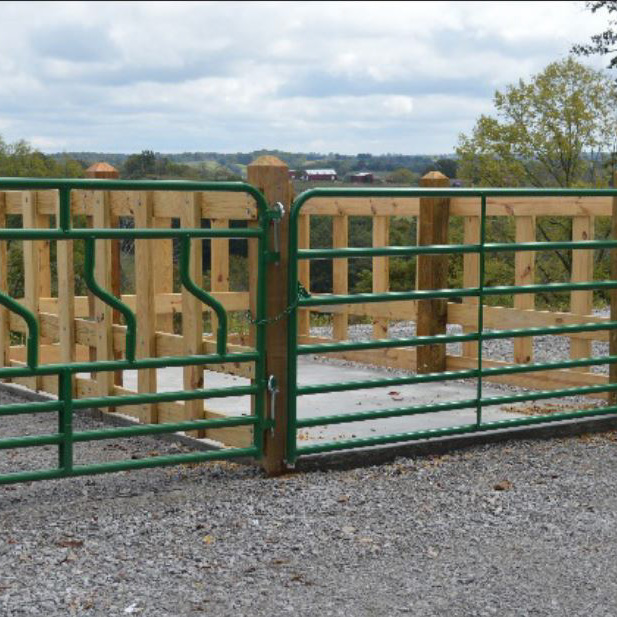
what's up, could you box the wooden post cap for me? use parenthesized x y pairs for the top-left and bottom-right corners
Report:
(420, 171), (449, 186)
(85, 162), (119, 179)
(247, 155), (288, 168)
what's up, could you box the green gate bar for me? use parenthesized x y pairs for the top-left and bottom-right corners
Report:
(0, 178), (271, 485)
(287, 186), (617, 464)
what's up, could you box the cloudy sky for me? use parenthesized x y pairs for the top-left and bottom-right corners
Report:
(0, 1), (610, 154)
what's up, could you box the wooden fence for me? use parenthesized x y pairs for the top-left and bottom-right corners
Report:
(1, 159), (616, 465)
(0, 187), (261, 447)
(296, 179), (616, 399)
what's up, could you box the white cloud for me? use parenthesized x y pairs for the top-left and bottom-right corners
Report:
(0, 0), (610, 154)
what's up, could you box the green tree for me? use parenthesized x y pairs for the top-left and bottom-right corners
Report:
(0, 136), (85, 178)
(572, 1), (617, 72)
(457, 58), (616, 188)
(386, 168), (418, 185)
(122, 150), (157, 178)
(456, 58), (617, 307)
(0, 136), (86, 304)
(434, 158), (458, 179)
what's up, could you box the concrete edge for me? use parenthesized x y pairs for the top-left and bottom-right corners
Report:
(0, 382), (255, 467)
(293, 414), (617, 472)
(4, 382), (617, 475)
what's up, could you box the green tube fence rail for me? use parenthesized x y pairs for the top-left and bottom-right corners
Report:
(0, 177), (271, 485)
(2, 179), (617, 481)
(286, 187), (617, 463)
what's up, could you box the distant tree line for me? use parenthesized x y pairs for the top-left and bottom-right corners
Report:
(0, 136), (85, 178)
(50, 149), (461, 182)
(120, 150), (241, 181)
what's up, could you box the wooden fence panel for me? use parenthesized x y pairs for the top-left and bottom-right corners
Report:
(513, 216), (535, 364)
(135, 192), (157, 423)
(332, 215), (348, 341)
(372, 216), (389, 339)
(462, 215), (479, 358)
(297, 214), (310, 337)
(570, 215), (594, 369)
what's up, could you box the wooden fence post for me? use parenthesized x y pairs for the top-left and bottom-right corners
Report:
(57, 193), (75, 368)
(462, 215), (479, 358)
(153, 215), (174, 333)
(247, 156), (292, 476)
(372, 216), (389, 339)
(181, 193), (205, 433)
(0, 193), (8, 373)
(87, 163), (123, 387)
(570, 215), (594, 369)
(135, 192), (157, 423)
(333, 215), (349, 341)
(93, 191), (114, 400)
(297, 214), (310, 337)
(610, 171), (617, 405)
(416, 171), (450, 374)
(514, 216), (536, 364)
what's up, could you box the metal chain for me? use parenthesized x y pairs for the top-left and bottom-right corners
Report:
(243, 283), (311, 327)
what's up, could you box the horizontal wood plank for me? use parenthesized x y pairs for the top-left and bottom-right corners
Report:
(447, 355), (608, 399)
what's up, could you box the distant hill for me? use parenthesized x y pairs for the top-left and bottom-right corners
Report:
(50, 152), (129, 167)
(49, 150), (458, 179)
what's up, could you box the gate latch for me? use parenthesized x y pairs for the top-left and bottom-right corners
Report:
(267, 374), (279, 433)
(267, 202), (285, 264)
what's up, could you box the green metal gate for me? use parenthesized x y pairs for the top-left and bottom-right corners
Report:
(0, 178), (272, 485)
(286, 187), (617, 465)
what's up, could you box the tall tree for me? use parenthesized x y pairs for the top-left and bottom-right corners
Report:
(0, 136), (84, 178)
(456, 58), (617, 306)
(457, 58), (617, 188)
(572, 1), (617, 72)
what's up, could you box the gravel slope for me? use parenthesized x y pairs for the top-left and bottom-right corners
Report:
(2, 401), (617, 616)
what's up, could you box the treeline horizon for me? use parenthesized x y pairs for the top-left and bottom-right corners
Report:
(47, 149), (459, 180)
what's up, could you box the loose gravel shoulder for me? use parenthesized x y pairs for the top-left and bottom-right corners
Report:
(2, 399), (617, 616)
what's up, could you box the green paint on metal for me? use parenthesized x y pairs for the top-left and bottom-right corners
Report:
(476, 195), (487, 426)
(85, 236), (137, 362)
(287, 185), (617, 465)
(0, 177), (271, 485)
(3, 178), (617, 482)
(0, 291), (38, 367)
(180, 236), (227, 355)
(295, 405), (617, 456)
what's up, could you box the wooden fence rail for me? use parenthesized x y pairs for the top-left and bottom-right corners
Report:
(0, 164), (615, 471)
(298, 174), (616, 400)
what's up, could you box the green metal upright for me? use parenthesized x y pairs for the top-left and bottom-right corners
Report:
(0, 178), (272, 485)
(287, 186), (617, 463)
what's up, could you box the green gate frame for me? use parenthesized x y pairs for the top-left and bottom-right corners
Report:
(287, 187), (617, 464)
(0, 178), (272, 485)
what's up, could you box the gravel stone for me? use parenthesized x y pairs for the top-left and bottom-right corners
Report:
(1, 380), (617, 615)
(1, 312), (615, 615)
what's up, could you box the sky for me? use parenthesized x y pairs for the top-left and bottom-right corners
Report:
(0, 0), (611, 155)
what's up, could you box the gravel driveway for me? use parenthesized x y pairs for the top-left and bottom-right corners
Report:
(2, 314), (617, 617)
(2, 392), (617, 616)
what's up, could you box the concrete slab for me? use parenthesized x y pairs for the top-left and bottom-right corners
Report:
(122, 357), (524, 445)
